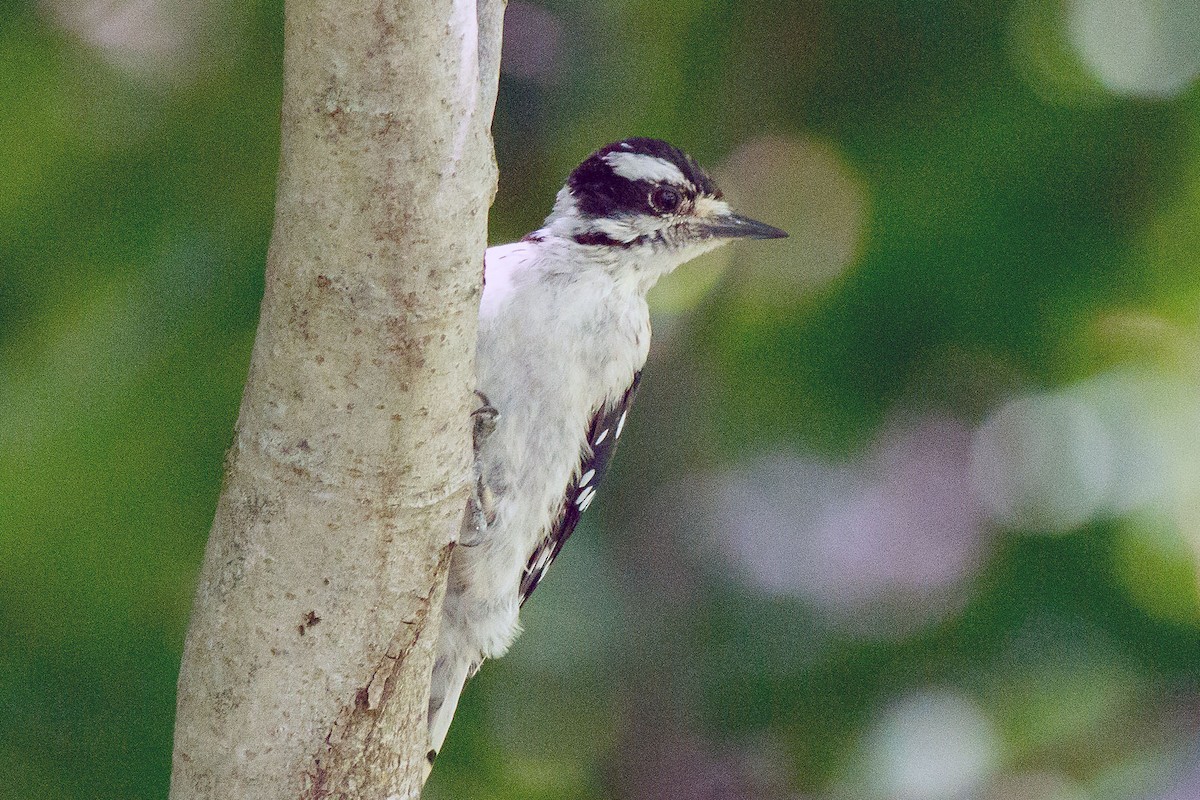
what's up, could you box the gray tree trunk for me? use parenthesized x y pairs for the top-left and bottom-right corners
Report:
(169, 2), (505, 798)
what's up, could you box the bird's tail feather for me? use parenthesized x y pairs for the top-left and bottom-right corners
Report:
(426, 654), (473, 768)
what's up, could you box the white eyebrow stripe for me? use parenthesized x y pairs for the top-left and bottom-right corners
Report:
(604, 152), (687, 184)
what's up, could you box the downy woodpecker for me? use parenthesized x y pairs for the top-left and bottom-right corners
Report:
(427, 137), (786, 763)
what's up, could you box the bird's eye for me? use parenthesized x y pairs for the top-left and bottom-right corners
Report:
(649, 186), (681, 214)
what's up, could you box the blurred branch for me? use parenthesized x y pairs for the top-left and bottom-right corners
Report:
(169, 1), (504, 798)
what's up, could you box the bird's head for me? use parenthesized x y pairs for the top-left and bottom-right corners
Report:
(537, 138), (786, 284)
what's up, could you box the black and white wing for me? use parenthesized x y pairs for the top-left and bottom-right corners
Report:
(518, 371), (642, 605)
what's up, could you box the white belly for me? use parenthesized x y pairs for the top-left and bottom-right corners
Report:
(438, 241), (650, 663)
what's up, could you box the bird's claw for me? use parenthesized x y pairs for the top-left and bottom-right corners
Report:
(460, 390), (499, 547)
(471, 390), (499, 443)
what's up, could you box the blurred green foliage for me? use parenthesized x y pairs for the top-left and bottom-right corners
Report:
(2, 0), (1199, 798)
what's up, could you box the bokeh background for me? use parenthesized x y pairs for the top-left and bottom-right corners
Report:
(4, 0), (1200, 798)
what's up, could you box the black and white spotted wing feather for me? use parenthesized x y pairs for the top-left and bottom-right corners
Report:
(518, 371), (642, 605)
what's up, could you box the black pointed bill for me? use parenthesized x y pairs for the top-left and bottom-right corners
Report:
(700, 213), (788, 240)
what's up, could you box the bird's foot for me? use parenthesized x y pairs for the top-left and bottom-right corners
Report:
(471, 390), (498, 445)
(460, 391), (499, 547)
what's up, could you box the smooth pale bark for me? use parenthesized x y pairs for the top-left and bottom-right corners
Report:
(170, 1), (504, 798)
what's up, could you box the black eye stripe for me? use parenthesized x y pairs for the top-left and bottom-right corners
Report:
(567, 163), (655, 217)
(566, 138), (719, 219)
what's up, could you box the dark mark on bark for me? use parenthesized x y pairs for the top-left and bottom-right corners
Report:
(307, 763), (331, 800)
(299, 609), (322, 637)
